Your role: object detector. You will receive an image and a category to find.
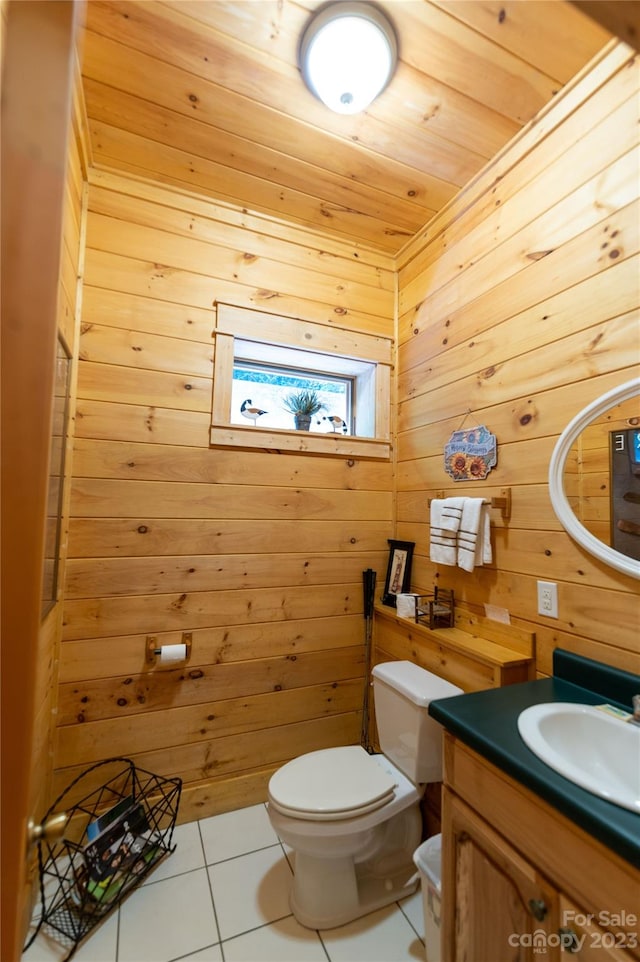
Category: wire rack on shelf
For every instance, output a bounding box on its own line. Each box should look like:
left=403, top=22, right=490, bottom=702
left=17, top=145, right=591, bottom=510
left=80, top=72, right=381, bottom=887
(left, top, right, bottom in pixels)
left=24, top=757, right=182, bottom=962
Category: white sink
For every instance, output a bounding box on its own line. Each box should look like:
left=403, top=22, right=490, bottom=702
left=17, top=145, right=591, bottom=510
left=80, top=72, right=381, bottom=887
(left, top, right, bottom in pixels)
left=517, top=703, right=640, bottom=814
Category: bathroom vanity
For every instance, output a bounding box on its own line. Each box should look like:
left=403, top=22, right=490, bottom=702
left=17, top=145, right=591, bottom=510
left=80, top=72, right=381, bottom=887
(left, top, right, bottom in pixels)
left=430, top=651, right=640, bottom=961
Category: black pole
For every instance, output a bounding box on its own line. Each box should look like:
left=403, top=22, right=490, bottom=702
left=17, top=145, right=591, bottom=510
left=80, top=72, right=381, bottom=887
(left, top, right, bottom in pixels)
left=363, top=567, right=376, bottom=621
left=361, top=569, right=376, bottom=751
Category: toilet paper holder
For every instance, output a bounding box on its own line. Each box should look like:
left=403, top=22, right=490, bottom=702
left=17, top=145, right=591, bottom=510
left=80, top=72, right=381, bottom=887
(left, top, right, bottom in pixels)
left=146, top=632, right=192, bottom=664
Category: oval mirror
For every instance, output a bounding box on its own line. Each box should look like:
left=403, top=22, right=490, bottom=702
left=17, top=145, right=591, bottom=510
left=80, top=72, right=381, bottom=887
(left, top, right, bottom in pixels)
left=549, top=378, right=640, bottom=580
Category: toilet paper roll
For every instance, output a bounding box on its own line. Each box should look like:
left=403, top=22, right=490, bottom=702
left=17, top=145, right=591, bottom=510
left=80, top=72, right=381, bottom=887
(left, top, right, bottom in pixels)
left=158, top=643, right=187, bottom=665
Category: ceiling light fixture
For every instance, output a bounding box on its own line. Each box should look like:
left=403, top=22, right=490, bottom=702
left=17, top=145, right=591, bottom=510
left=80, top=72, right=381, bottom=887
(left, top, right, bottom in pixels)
left=299, top=2, right=398, bottom=115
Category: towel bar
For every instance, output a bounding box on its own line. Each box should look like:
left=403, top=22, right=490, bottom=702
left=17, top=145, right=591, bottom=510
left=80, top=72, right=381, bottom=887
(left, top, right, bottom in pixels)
left=428, top=487, right=511, bottom=521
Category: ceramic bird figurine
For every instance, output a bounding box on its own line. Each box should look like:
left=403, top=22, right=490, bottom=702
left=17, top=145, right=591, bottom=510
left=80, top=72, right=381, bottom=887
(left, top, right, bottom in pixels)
left=319, top=415, right=348, bottom=434
left=240, top=399, right=268, bottom=425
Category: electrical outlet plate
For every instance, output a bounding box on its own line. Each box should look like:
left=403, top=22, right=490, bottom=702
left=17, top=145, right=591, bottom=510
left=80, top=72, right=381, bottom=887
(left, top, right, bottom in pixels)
left=537, top=581, right=558, bottom=618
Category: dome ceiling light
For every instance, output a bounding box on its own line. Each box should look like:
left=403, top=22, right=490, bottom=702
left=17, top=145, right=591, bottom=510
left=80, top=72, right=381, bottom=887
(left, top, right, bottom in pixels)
left=299, top=2, right=398, bottom=115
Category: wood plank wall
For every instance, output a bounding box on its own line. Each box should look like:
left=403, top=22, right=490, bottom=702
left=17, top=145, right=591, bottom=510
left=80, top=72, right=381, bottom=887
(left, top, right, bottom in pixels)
left=56, top=174, right=395, bottom=819
left=395, top=41, right=640, bottom=680
left=50, top=39, right=639, bottom=824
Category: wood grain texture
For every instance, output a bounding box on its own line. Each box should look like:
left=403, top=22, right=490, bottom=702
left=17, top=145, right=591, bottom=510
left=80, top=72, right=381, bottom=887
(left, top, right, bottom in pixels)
left=442, top=737, right=640, bottom=960
left=40, top=14, right=638, bottom=831
left=57, top=168, right=395, bottom=818
left=395, top=43, right=640, bottom=676
left=1, top=8, right=85, bottom=957
left=80, top=0, right=611, bottom=254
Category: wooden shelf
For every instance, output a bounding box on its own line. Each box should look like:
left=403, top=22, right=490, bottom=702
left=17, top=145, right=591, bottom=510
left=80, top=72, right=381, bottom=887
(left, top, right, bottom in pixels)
left=373, top=602, right=534, bottom=691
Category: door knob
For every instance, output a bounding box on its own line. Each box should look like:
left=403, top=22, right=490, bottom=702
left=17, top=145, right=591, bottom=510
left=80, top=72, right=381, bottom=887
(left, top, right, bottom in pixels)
left=27, top=812, right=68, bottom=850
left=528, top=898, right=548, bottom=921
left=558, top=928, right=581, bottom=953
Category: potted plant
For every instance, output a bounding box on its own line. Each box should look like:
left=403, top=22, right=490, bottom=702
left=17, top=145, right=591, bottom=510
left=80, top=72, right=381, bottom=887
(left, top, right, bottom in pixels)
left=282, top=389, right=324, bottom=431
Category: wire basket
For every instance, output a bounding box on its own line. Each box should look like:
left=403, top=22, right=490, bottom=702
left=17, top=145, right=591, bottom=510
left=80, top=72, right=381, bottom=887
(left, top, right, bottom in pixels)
left=24, top=757, right=182, bottom=961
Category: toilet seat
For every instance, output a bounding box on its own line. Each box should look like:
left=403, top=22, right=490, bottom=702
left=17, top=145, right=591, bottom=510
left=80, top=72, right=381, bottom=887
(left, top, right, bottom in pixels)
left=268, top=746, right=397, bottom=821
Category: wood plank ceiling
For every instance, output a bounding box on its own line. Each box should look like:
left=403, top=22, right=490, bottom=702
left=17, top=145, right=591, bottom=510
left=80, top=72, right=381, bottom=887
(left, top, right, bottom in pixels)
left=81, top=0, right=612, bottom=255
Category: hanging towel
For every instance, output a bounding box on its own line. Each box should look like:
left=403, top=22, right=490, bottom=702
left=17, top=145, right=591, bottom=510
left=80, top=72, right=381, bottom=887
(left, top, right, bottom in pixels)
left=481, top=502, right=492, bottom=565
left=429, top=499, right=457, bottom=566
left=439, top=497, right=465, bottom=533
left=457, top=498, right=492, bottom=572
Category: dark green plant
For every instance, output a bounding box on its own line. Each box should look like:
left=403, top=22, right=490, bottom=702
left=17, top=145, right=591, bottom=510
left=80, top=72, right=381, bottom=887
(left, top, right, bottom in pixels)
left=282, top=390, right=325, bottom=416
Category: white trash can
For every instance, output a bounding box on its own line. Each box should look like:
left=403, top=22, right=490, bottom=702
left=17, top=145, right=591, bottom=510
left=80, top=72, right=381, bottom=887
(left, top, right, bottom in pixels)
left=413, top=833, right=442, bottom=962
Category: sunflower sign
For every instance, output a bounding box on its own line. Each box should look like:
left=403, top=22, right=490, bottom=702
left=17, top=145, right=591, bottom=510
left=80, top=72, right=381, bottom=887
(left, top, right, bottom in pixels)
left=444, top=425, right=497, bottom=481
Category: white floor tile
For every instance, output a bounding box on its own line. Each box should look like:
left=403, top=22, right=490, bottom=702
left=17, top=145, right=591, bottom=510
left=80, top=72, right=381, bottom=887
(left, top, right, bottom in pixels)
left=118, top=868, right=218, bottom=962
left=199, top=803, right=279, bottom=864
left=22, top=908, right=118, bottom=962
left=21, top=931, right=67, bottom=962
left=29, top=855, right=72, bottom=923
left=399, top=888, right=425, bottom=941
left=208, top=846, right=292, bottom=941
left=144, top=819, right=205, bottom=884
left=319, top=903, right=424, bottom=962
left=176, top=944, right=224, bottom=962
left=223, top=915, right=328, bottom=962
left=24, top=809, right=430, bottom=962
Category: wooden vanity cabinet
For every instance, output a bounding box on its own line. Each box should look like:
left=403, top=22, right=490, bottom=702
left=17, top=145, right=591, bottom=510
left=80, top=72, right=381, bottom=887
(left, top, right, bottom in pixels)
left=441, top=734, right=640, bottom=962
left=444, top=791, right=561, bottom=959
left=559, top=897, right=638, bottom=961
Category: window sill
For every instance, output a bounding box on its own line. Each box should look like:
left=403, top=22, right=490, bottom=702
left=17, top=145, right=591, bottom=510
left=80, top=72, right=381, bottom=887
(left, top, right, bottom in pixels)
left=210, top=423, right=391, bottom=459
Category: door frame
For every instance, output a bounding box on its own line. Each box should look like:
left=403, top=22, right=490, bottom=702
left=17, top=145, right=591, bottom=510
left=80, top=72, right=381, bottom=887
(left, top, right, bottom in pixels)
left=1, top=3, right=79, bottom=959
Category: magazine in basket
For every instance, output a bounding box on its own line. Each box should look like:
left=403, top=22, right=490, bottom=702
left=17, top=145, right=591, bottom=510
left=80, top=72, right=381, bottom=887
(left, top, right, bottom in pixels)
left=80, top=797, right=160, bottom=904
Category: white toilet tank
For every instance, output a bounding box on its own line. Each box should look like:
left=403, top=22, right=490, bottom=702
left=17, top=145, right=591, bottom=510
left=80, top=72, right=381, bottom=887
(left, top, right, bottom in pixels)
left=372, top=661, right=462, bottom=785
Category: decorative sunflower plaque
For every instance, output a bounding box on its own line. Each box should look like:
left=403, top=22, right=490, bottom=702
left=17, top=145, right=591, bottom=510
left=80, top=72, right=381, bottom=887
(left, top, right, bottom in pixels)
left=444, top=425, right=497, bottom=481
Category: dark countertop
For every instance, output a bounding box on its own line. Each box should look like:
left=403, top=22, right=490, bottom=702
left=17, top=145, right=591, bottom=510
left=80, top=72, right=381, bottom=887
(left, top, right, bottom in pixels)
left=428, top=649, right=640, bottom=868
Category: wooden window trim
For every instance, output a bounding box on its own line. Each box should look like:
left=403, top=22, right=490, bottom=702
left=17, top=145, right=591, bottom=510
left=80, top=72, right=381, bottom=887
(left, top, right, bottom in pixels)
left=210, top=304, right=392, bottom=460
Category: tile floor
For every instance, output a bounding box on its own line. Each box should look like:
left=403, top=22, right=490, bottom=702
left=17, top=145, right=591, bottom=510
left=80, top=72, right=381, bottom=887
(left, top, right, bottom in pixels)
left=23, top=802, right=427, bottom=962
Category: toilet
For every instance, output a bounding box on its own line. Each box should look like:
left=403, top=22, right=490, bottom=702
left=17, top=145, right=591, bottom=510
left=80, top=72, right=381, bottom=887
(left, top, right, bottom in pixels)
left=267, top=660, right=462, bottom=929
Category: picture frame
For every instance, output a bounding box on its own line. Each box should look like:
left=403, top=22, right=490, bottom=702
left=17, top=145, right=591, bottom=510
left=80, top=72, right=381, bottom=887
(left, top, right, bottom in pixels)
left=382, top=540, right=415, bottom=607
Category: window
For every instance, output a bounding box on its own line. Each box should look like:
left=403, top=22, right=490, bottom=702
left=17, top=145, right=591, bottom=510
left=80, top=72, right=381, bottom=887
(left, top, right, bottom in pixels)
left=233, top=360, right=352, bottom=433
left=211, top=304, right=391, bottom=458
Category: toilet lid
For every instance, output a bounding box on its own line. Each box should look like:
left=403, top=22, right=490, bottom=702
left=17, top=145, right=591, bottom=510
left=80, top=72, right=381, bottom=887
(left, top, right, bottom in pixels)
left=268, top=746, right=397, bottom=820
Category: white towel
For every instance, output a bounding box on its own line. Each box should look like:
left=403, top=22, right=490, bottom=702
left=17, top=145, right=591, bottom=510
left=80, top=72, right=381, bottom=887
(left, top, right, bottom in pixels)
left=429, top=499, right=457, bottom=566
left=439, top=497, right=465, bottom=533
left=457, top=498, right=492, bottom=572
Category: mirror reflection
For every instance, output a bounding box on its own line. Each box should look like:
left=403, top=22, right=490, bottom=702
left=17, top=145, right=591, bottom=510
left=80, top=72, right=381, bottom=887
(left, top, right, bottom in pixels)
left=565, top=397, right=640, bottom=561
